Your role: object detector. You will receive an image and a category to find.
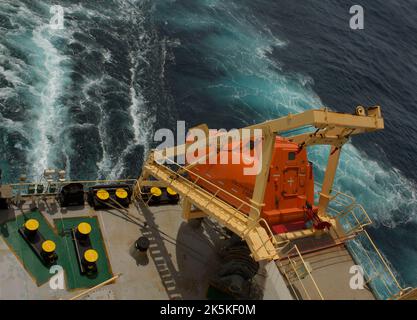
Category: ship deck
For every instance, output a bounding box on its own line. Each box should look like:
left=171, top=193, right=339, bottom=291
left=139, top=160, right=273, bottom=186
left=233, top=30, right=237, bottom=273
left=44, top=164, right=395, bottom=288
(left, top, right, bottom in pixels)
left=278, top=244, right=375, bottom=300
left=0, top=196, right=289, bottom=299
left=0, top=198, right=213, bottom=299
left=0, top=194, right=377, bottom=300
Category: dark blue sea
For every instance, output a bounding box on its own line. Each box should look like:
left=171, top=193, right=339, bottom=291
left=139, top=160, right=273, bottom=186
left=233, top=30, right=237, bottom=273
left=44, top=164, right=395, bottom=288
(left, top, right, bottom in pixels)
left=0, top=0, right=416, bottom=296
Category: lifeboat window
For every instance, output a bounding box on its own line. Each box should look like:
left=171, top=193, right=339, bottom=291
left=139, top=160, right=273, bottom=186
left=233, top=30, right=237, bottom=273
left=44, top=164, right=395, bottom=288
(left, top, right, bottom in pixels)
left=288, top=152, right=296, bottom=160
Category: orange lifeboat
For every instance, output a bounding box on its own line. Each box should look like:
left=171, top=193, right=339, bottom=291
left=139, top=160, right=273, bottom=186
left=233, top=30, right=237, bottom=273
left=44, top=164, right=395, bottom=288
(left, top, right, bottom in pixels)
left=185, top=133, right=317, bottom=231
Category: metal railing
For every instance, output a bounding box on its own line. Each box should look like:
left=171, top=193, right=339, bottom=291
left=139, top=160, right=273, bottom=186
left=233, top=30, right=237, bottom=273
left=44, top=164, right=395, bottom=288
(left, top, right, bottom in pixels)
left=7, top=179, right=137, bottom=198
left=256, top=218, right=278, bottom=247
left=315, top=182, right=403, bottom=300
left=139, top=151, right=278, bottom=250
left=148, top=151, right=260, bottom=219
left=276, top=243, right=324, bottom=300
left=315, top=182, right=372, bottom=235
left=346, top=231, right=403, bottom=300
left=155, top=151, right=260, bottom=212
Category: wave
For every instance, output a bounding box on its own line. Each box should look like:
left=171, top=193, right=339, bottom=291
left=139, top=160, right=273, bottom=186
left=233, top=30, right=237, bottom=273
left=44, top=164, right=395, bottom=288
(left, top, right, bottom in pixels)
left=0, top=1, right=72, bottom=181
left=0, top=0, right=161, bottom=181
left=29, top=24, right=71, bottom=179
left=65, top=0, right=158, bottom=180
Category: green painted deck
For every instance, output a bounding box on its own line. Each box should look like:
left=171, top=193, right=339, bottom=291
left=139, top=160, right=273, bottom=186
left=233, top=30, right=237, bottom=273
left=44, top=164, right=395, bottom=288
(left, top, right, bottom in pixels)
left=54, top=216, right=113, bottom=289
left=0, top=210, right=113, bottom=289
left=0, top=210, right=56, bottom=286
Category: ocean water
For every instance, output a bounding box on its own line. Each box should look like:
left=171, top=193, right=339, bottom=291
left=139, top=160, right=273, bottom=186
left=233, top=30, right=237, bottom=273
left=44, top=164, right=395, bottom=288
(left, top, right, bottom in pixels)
left=0, top=0, right=416, bottom=295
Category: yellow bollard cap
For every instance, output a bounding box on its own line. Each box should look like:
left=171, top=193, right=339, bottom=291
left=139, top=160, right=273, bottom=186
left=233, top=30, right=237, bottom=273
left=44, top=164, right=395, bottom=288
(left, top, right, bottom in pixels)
left=96, top=189, right=110, bottom=200
left=77, top=222, right=92, bottom=235
left=166, top=187, right=177, bottom=196
left=84, top=249, right=99, bottom=263
left=150, top=187, right=162, bottom=197
left=42, top=240, right=56, bottom=253
left=115, top=188, right=128, bottom=199
left=25, top=219, right=39, bottom=232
